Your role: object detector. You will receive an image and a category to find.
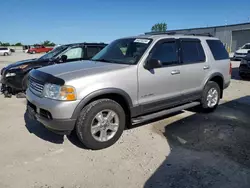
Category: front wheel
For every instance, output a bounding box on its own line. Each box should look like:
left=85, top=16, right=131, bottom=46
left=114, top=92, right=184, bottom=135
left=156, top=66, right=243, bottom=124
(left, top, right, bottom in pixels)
left=4, top=52, right=8, bottom=56
left=75, top=99, right=125, bottom=150
left=199, top=81, right=221, bottom=113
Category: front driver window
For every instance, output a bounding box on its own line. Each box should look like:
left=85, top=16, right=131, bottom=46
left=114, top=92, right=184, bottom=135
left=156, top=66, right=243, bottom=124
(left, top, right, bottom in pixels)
left=63, top=47, right=83, bottom=60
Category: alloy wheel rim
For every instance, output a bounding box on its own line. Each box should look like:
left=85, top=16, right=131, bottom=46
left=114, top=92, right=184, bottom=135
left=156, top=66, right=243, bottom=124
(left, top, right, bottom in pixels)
left=91, top=110, right=119, bottom=142
left=206, top=88, right=218, bottom=108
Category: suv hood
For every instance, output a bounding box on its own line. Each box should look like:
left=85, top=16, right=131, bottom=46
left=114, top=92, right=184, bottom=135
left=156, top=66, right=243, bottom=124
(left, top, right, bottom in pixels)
left=39, top=60, right=130, bottom=79
left=236, top=49, right=249, bottom=54
left=5, top=58, right=37, bottom=69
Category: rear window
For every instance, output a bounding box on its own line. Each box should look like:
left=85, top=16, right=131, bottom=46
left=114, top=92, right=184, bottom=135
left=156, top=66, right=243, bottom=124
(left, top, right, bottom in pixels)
left=206, top=40, right=229, bottom=60
left=181, top=40, right=206, bottom=63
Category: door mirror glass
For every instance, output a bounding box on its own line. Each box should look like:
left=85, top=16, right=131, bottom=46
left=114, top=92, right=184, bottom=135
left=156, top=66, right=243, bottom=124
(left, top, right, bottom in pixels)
left=144, top=58, right=162, bottom=69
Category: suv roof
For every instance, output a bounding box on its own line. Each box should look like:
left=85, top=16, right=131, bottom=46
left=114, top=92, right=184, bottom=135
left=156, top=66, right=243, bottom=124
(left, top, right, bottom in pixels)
left=130, top=32, right=218, bottom=41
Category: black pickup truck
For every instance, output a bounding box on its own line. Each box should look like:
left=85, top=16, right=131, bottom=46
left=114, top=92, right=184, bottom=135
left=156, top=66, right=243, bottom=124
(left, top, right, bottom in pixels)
left=1, top=42, right=107, bottom=97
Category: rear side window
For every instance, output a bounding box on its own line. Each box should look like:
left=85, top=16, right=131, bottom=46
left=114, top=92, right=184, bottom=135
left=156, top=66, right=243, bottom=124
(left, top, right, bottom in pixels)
left=0, top=48, right=7, bottom=50
left=206, top=40, right=229, bottom=60
left=181, top=40, right=206, bottom=63
left=87, top=46, right=102, bottom=58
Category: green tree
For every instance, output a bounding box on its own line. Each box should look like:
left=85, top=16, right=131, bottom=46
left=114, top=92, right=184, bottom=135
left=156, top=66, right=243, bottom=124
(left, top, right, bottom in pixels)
left=1, top=42, right=10, bottom=46
left=41, top=40, right=55, bottom=46
left=151, top=22, right=167, bottom=32
left=14, top=42, right=22, bottom=46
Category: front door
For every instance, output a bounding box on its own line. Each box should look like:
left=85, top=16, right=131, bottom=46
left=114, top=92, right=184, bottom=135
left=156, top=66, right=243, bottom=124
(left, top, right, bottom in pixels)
left=138, top=39, right=182, bottom=114
left=60, top=47, right=84, bottom=63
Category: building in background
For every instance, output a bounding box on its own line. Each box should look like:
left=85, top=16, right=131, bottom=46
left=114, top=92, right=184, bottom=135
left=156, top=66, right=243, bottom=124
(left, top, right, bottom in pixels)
left=146, top=22, right=250, bottom=53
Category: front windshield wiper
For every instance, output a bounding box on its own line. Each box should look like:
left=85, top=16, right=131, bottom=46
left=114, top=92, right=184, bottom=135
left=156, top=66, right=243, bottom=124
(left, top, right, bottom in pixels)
left=91, top=58, right=119, bottom=64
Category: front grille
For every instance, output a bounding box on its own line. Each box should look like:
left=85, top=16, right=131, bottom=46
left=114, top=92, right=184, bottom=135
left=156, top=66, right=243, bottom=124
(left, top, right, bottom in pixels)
left=29, top=76, right=44, bottom=96
left=235, top=53, right=246, bottom=56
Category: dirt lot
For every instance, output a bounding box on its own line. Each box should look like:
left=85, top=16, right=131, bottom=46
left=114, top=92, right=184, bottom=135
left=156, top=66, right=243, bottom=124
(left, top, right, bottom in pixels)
left=0, top=52, right=250, bottom=188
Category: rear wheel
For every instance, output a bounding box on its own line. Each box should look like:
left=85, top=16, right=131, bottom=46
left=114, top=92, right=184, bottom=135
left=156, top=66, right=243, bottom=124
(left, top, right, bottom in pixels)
left=199, top=81, right=220, bottom=113
left=75, top=99, right=125, bottom=150
left=4, top=52, right=8, bottom=56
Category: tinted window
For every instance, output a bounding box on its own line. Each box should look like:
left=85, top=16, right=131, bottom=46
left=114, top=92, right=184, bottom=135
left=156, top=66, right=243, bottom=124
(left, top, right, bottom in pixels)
left=87, top=46, right=101, bottom=58
left=0, top=48, right=7, bottom=50
left=181, top=40, right=205, bottom=63
left=151, top=42, right=178, bottom=65
left=206, top=40, right=229, bottom=60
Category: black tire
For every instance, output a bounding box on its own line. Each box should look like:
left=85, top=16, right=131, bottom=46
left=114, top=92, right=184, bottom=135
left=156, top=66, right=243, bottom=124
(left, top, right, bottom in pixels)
left=22, top=74, right=29, bottom=91
left=4, top=52, right=8, bottom=56
left=75, top=99, right=125, bottom=150
left=199, top=81, right=221, bottom=113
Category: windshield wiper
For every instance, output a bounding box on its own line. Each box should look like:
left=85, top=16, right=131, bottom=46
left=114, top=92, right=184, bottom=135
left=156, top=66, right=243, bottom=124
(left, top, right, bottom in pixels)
left=91, top=58, right=118, bottom=64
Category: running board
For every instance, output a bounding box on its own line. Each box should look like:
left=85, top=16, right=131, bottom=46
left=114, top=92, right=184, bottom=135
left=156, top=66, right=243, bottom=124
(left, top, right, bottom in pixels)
left=132, top=102, right=200, bottom=124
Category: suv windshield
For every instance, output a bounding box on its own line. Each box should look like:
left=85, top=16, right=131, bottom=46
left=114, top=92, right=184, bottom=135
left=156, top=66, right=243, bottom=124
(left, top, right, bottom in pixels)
left=92, top=38, right=152, bottom=64
left=39, top=46, right=68, bottom=60
left=242, top=44, right=250, bottom=49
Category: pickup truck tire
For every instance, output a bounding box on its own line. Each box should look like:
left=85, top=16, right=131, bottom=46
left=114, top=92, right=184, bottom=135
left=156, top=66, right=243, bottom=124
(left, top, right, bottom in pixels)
left=75, top=99, right=125, bottom=150
left=200, top=81, right=220, bottom=113
left=32, top=51, right=36, bottom=54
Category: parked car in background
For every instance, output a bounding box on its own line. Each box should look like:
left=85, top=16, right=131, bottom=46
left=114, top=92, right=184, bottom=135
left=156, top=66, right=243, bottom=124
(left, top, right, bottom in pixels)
left=239, top=50, right=250, bottom=79
left=0, top=47, right=11, bottom=56
left=23, top=45, right=31, bottom=53
left=27, top=45, right=53, bottom=54
left=1, top=42, right=107, bottom=97
left=233, top=43, right=250, bottom=60
left=26, top=34, right=231, bottom=150
left=10, top=48, right=15, bottom=53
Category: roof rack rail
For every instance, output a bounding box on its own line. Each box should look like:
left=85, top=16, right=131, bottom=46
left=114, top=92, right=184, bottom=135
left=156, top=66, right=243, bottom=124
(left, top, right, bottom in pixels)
left=144, top=31, right=177, bottom=35
left=184, top=33, right=214, bottom=37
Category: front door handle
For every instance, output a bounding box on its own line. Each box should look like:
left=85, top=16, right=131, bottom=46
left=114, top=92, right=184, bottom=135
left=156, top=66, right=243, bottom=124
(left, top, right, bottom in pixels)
left=171, top=70, right=180, bottom=75
left=203, top=65, right=210, bottom=70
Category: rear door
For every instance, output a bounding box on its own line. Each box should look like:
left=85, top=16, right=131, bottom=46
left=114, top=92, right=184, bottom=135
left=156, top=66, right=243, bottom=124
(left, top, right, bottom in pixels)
left=179, top=38, right=209, bottom=101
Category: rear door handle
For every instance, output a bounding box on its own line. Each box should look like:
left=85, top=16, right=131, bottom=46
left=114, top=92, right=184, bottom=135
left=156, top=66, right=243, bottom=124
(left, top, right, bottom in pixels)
left=171, top=70, right=180, bottom=75
left=203, top=65, right=210, bottom=70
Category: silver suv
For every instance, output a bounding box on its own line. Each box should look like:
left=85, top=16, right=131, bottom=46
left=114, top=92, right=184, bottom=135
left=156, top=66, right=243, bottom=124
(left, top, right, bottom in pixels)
left=26, top=33, right=231, bottom=150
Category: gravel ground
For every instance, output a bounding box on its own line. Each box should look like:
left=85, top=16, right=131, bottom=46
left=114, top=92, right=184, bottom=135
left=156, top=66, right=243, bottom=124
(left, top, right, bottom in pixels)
left=0, top=53, right=250, bottom=188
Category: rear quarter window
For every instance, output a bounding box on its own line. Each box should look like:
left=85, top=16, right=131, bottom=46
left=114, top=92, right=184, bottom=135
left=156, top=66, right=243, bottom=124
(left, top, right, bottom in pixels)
left=206, top=40, right=229, bottom=60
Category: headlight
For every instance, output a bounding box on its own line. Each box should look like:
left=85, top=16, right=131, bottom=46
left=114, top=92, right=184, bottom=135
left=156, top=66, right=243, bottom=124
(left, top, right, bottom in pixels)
left=18, top=65, right=29, bottom=69
left=43, top=84, right=76, bottom=101
left=241, top=59, right=247, bottom=65
left=5, top=73, right=16, bottom=77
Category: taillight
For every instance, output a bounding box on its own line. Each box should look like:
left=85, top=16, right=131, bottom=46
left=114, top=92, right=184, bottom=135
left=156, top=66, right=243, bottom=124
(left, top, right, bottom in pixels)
left=229, top=62, right=232, bottom=75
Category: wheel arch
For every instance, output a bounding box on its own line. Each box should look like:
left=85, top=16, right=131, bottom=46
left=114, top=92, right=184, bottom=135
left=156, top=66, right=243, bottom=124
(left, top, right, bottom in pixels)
left=71, top=88, right=133, bottom=122
left=205, top=72, right=224, bottom=98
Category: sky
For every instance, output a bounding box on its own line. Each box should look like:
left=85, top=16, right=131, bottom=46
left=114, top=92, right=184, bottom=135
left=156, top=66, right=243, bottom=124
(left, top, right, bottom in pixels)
left=1, top=0, right=250, bottom=45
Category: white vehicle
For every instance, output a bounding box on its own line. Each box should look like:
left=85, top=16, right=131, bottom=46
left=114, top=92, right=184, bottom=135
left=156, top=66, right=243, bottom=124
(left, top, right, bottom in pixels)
left=233, top=43, right=250, bottom=60
left=0, top=47, right=11, bottom=56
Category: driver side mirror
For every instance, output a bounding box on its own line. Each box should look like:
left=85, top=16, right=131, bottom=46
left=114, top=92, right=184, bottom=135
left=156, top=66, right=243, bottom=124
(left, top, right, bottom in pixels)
left=144, top=58, right=162, bottom=70
left=60, top=55, right=68, bottom=62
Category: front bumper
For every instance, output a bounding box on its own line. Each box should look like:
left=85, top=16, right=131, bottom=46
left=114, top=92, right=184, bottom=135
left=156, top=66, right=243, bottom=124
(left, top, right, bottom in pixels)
left=26, top=89, right=80, bottom=134
left=1, top=74, right=24, bottom=90
left=233, top=54, right=247, bottom=60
